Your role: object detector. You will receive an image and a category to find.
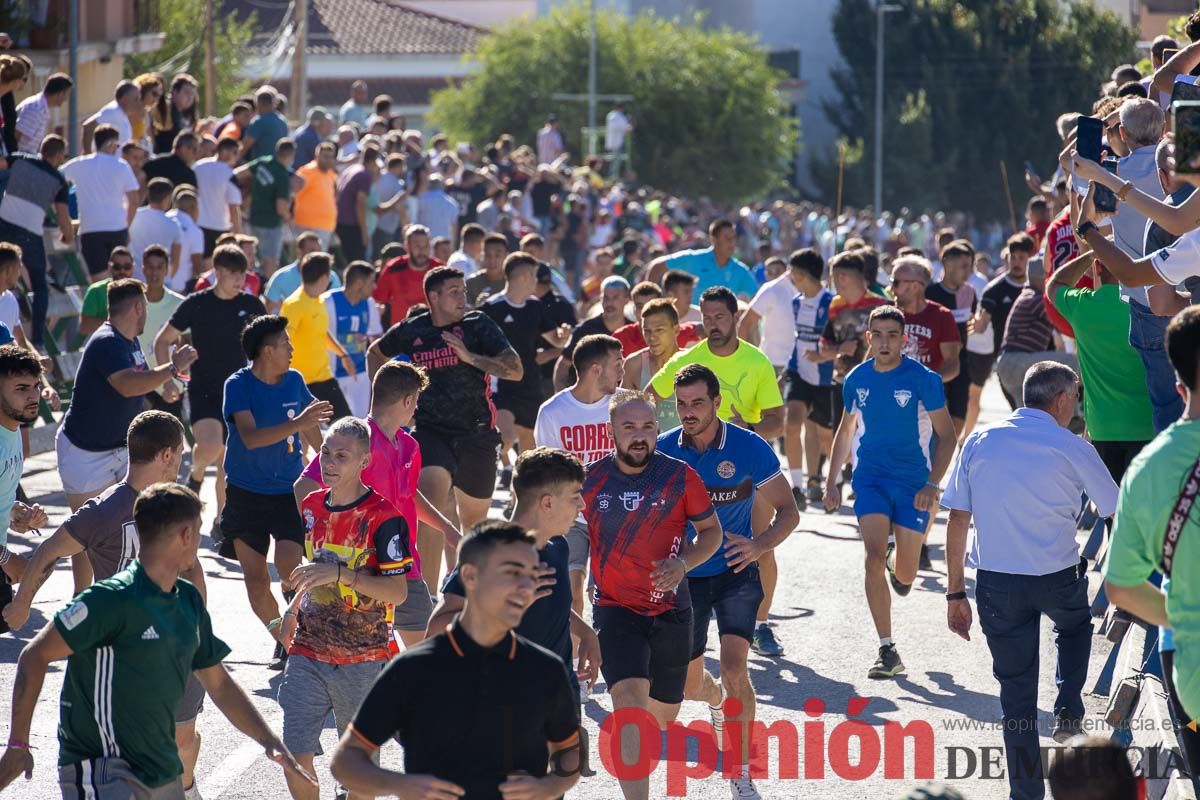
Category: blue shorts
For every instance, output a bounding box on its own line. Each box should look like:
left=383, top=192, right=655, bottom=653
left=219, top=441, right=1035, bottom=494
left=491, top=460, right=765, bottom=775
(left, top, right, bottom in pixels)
left=688, top=564, right=764, bottom=660
left=852, top=474, right=929, bottom=532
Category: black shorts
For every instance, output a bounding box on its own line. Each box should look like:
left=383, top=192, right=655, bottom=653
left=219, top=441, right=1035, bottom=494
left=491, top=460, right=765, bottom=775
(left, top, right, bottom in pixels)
left=79, top=230, right=128, bottom=277
left=784, top=371, right=834, bottom=429
left=493, top=391, right=541, bottom=429
left=689, top=565, right=764, bottom=661
left=594, top=605, right=693, bottom=704
left=201, top=227, right=225, bottom=258
left=145, top=391, right=185, bottom=424
left=220, top=484, right=305, bottom=557
left=413, top=426, right=501, bottom=500
left=307, top=378, right=352, bottom=421
left=966, top=351, right=995, bottom=387
left=944, top=366, right=970, bottom=420
left=188, top=381, right=227, bottom=429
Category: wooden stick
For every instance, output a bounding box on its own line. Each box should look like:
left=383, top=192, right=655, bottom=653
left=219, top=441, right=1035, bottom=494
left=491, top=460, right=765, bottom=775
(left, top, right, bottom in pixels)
left=835, top=141, right=846, bottom=223
left=999, top=160, right=1018, bottom=234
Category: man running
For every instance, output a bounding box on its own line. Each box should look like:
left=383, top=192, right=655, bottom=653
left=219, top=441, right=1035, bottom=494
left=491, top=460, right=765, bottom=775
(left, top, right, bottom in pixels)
left=221, top=315, right=333, bottom=667
left=279, top=251, right=355, bottom=421
left=323, top=260, right=382, bottom=417
left=823, top=305, right=956, bottom=679
left=330, top=521, right=581, bottom=800
left=924, top=240, right=978, bottom=437
left=0, top=483, right=314, bottom=798
left=367, top=266, right=522, bottom=592
left=622, top=298, right=683, bottom=431
left=280, top=417, right=413, bottom=800
left=156, top=244, right=265, bottom=542
left=373, top=224, right=442, bottom=328
left=554, top=275, right=632, bottom=391
left=583, top=392, right=722, bottom=800
left=658, top=364, right=799, bottom=800
left=0, top=346, right=50, bottom=589
left=430, top=447, right=602, bottom=699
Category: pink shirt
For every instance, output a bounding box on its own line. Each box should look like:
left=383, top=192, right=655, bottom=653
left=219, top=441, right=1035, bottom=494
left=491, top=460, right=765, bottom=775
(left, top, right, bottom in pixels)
left=303, top=416, right=423, bottom=579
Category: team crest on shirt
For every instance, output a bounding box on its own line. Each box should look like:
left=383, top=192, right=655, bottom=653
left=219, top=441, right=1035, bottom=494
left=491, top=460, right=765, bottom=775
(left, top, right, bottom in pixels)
left=621, top=491, right=643, bottom=511
left=856, top=388, right=870, bottom=406
left=303, top=508, right=315, bottom=531
left=716, top=460, right=736, bottom=479
left=386, top=533, right=406, bottom=563
left=60, top=600, right=88, bottom=630
left=894, top=390, right=912, bottom=408
left=597, top=493, right=611, bottom=511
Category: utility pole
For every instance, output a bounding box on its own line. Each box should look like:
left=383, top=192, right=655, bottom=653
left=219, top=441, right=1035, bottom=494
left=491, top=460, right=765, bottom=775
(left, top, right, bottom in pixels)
left=204, top=0, right=215, bottom=117
left=873, top=2, right=900, bottom=217
left=587, top=0, right=597, bottom=138
left=291, top=0, right=308, bottom=118
left=67, top=0, right=78, bottom=156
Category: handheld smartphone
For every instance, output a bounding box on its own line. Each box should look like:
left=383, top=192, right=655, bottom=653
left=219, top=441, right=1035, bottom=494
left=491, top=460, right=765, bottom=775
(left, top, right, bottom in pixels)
left=1163, top=48, right=1180, bottom=63
left=1094, top=159, right=1119, bottom=213
left=1171, top=79, right=1200, bottom=105
left=1075, top=116, right=1103, bottom=164
left=1175, top=101, right=1200, bottom=174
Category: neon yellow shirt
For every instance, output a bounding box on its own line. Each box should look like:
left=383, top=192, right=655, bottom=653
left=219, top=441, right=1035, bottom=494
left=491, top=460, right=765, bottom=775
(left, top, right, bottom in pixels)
left=281, top=288, right=333, bottom=384
left=650, top=339, right=783, bottom=424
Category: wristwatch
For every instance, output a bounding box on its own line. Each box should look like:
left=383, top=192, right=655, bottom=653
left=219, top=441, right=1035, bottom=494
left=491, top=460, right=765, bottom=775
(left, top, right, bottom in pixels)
left=946, top=591, right=967, bottom=602
left=1075, top=220, right=1099, bottom=240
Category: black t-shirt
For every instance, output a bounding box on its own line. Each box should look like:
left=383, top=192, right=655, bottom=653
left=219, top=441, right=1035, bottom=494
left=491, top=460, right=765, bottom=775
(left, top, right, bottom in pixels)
left=349, top=623, right=579, bottom=799
left=562, top=314, right=628, bottom=361
left=376, top=310, right=513, bottom=436
left=537, top=291, right=578, bottom=386
left=167, top=289, right=265, bottom=390
left=143, top=153, right=198, bottom=192
left=980, top=275, right=1026, bottom=354
left=479, top=294, right=557, bottom=400
left=529, top=179, right=557, bottom=216
left=442, top=536, right=575, bottom=693
left=924, top=282, right=976, bottom=343
left=62, top=324, right=148, bottom=452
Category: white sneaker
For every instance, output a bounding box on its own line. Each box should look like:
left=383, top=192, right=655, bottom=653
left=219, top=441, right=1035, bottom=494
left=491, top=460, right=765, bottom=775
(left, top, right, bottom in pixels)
left=730, top=775, right=762, bottom=799
left=183, top=783, right=204, bottom=800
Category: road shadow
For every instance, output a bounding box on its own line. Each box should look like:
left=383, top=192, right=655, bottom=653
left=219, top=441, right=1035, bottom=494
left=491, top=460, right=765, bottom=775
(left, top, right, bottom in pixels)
left=0, top=607, right=51, bottom=658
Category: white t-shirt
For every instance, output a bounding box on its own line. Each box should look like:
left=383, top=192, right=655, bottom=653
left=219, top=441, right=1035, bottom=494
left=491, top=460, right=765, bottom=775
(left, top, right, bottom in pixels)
left=129, top=207, right=182, bottom=278
left=534, top=388, right=614, bottom=465
left=0, top=290, right=19, bottom=331
left=60, top=152, right=139, bottom=235
left=965, top=271, right=992, bottom=355
left=747, top=273, right=799, bottom=367
left=447, top=250, right=477, bottom=275
left=1149, top=225, right=1200, bottom=285
left=90, top=101, right=133, bottom=145
left=605, top=110, right=632, bottom=152
left=680, top=304, right=702, bottom=325
left=193, top=157, right=242, bottom=231
left=166, top=209, right=204, bottom=292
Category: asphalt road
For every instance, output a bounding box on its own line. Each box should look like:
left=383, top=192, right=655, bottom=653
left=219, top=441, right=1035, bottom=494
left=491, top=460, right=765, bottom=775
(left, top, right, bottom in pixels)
left=0, top=380, right=1121, bottom=799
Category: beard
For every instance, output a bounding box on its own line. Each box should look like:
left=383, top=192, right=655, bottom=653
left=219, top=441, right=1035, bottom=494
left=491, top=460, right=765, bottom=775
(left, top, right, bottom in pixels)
left=615, top=439, right=654, bottom=468
left=1, top=397, right=37, bottom=425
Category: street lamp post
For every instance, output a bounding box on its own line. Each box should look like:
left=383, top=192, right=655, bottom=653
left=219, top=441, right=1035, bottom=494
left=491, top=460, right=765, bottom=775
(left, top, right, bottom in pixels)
left=873, top=2, right=901, bottom=217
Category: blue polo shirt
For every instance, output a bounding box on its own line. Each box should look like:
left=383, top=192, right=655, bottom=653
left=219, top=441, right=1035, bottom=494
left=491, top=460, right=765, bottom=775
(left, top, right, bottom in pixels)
left=222, top=367, right=314, bottom=495
left=842, top=356, right=945, bottom=484
left=661, top=247, right=759, bottom=300
left=656, top=420, right=781, bottom=578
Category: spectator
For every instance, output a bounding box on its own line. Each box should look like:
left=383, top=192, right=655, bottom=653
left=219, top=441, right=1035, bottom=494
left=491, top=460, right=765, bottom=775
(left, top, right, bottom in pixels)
left=129, top=178, right=182, bottom=282
left=605, top=102, right=633, bottom=156
left=448, top=223, right=485, bottom=274
left=150, top=73, right=199, bottom=155
left=236, top=137, right=296, bottom=276
left=292, top=108, right=332, bottom=168
left=336, top=144, right=381, bottom=264
left=79, top=248, right=136, bottom=339
left=339, top=80, right=371, bottom=128
left=15, top=72, right=71, bottom=154
left=131, top=72, right=164, bottom=143
left=464, top=233, right=509, bottom=307
left=143, top=128, right=199, bottom=190
left=214, top=100, right=252, bottom=141
left=263, top=232, right=340, bottom=314
left=416, top=175, right=459, bottom=243
left=61, top=124, right=140, bottom=278
left=193, top=136, right=243, bottom=260
left=292, top=141, right=339, bottom=252
left=535, top=114, right=565, bottom=165
left=647, top=219, right=759, bottom=301
left=372, top=153, right=408, bottom=255
left=994, top=257, right=1077, bottom=409
left=239, top=86, right=288, bottom=163
left=81, top=80, right=140, bottom=151
left=166, top=188, right=204, bottom=294
left=0, top=54, right=30, bottom=159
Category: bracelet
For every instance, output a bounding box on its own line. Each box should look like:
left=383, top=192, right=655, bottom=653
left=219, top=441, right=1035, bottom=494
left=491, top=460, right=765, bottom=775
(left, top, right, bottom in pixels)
left=266, top=617, right=282, bottom=632
left=1117, top=180, right=1134, bottom=200
left=946, top=591, right=968, bottom=602
left=673, top=554, right=688, bottom=573
left=6, top=739, right=32, bottom=750
left=925, top=482, right=941, bottom=492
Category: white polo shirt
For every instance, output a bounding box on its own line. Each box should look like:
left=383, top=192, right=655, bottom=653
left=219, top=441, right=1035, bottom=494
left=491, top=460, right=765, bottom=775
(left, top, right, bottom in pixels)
left=90, top=101, right=134, bottom=145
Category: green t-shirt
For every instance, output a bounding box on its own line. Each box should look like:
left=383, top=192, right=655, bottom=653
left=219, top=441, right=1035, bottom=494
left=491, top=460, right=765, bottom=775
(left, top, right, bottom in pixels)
left=1105, top=419, right=1200, bottom=720
left=81, top=278, right=112, bottom=319
left=650, top=339, right=783, bottom=424
left=53, top=560, right=230, bottom=787
left=247, top=156, right=291, bottom=229
left=1053, top=284, right=1155, bottom=442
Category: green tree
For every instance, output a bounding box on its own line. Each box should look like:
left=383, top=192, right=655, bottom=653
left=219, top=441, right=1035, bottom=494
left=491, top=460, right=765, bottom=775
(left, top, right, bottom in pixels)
left=429, top=2, right=797, bottom=204
left=124, top=0, right=255, bottom=115
left=813, top=0, right=1137, bottom=223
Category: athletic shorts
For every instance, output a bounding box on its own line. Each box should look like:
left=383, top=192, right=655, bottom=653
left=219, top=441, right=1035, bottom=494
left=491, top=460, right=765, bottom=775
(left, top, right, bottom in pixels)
left=493, top=391, right=541, bottom=430
left=944, top=366, right=970, bottom=420
left=220, top=484, right=305, bottom=557
left=337, top=372, right=371, bottom=418
left=187, top=381, right=227, bottom=429
left=965, top=351, right=996, bottom=387
left=594, top=604, right=692, bottom=704
left=55, top=429, right=127, bottom=497
left=278, top=654, right=384, bottom=756
left=60, top=757, right=184, bottom=800
left=689, top=564, right=764, bottom=661
left=784, top=371, right=834, bottom=429
left=145, top=391, right=184, bottom=425
left=852, top=474, right=930, bottom=532
left=201, top=227, right=226, bottom=258
left=412, top=427, right=501, bottom=500
left=175, top=673, right=205, bottom=724
left=565, top=519, right=589, bottom=573
left=79, top=230, right=129, bottom=278
left=392, top=577, right=434, bottom=632
left=248, top=224, right=284, bottom=264
left=307, top=378, right=352, bottom=422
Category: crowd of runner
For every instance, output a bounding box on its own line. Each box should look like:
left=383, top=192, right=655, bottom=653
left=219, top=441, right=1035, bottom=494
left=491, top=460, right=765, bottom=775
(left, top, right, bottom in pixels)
left=0, top=32, right=1192, bottom=800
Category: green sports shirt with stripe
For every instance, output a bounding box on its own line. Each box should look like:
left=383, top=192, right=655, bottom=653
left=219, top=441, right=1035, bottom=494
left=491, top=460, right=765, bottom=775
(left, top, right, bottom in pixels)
left=52, top=560, right=230, bottom=788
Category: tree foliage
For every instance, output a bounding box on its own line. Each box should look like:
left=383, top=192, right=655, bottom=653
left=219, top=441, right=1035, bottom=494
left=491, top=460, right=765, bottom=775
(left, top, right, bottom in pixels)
left=429, top=2, right=797, bottom=204
left=125, top=0, right=255, bottom=115
left=812, top=0, right=1137, bottom=222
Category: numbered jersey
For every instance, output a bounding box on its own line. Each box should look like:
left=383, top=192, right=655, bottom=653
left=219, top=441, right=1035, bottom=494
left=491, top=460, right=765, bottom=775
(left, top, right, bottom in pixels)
left=60, top=482, right=140, bottom=581
left=324, top=289, right=382, bottom=378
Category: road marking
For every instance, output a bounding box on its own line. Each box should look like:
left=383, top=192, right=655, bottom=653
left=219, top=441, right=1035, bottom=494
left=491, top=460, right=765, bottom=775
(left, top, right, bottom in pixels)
left=200, top=738, right=264, bottom=798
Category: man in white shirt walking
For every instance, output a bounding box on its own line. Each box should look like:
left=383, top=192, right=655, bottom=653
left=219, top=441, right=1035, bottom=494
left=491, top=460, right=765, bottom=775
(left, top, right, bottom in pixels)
left=166, top=189, right=204, bottom=293
left=61, top=125, right=140, bottom=279
left=193, top=138, right=243, bottom=264
left=15, top=73, right=71, bottom=154
left=81, top=81, right=141, bottom=152
left=129, top=178, right=182, bottom=282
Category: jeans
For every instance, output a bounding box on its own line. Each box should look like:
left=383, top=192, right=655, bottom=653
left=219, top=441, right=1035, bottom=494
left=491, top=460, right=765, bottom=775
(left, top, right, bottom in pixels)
left=1128, top=301, right=1183, bottom=433
left=0, top=221, right=46, bottom=345
left=976, top=560, right=1092, bottom=800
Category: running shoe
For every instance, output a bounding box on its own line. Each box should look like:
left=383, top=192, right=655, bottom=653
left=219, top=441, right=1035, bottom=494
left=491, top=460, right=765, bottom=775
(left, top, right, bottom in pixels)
left=806, top=477, right=823, bottom=504
left=183, top=783, right=203, bottom=800
left=791, top=485, right=807, bottom=512
left=885, top=543, right=912, bottom=597
left=868, top=644, right=904, bottom=679
left=1052, top=714, right=1083, bottom=743
left=919, top=543, right=933, bottom=571
left=729, top=775, right=762, bottom=799
left=751, top=623, right=784, bottom=656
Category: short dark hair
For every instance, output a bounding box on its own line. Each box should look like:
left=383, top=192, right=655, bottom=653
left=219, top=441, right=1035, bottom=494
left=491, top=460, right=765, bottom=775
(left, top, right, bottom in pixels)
left=640, top=297, right=678, bottom=325
left=216, top=137, right=239, bottom=155
left=461, top=223, right=486, bottom=246
left=867, top=304, right=905, bottom=329
left=0, top=242, right=22, bottom=272
left=483, top=233, right=508, bottom=251
left=134, top=483, right=203, bottom=549
left=673, top=363, right=720, bottom=398
left=300, top=251, right=333, bottom=285
left=631, top=281, right=663, bottom=301
left=940, top=240, right=975, bottom=264
left=1168, top=306, right=1200, bottom=390
left=0, top=343, right=41, bottom=380
left=663, top=269, right=696, bottom=292
left=40, top=134, right=66, bottom=161
left=830, top=250, right=866, bottom=275
left=146, top=177, right=174, bottom=205
left=275, top=137, right=296, bottom=157
left=1116, top=80, right=1148, bottom=98
left=372, top=360, right=428, bottom=408
left=788, top=248, right=824, bottom=282
left=854, top=246, right=881, bottom=284
left=127, top=410, right=185, bottom=464
left=142, top=244, right=169, bottom=268
left=512, top=447, right=585, bottom=507
left=1048, top=737, right=1138, bottom=800
left=108, top=279, right=146, bottom=316
left=423, top=266, right=463, bottom=297
left=503, top=251, right=538, bottom=279
left=45, top=73, right=73, bottom=95
left=212, top=243, right=249, bottom=273
left=242, top=314, right=289, bottom=360
left=699, top=286, right=737, bottom=316
left=345, top=260, right=376, bottom=286
left=457, top=519, right=537, bottom=570
left=708, top=219, right=734, bottom=239
left=572, top=334, right=622, bottom=374
left=1006, top=232, right=1037, bottom=254
left=520, top=233, right=544, bottom=250
left=93, top=124, right=121, bottom=151
left=172, top=130, right=198, bottom=151
left=108, top=246, right=132, bottom=265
